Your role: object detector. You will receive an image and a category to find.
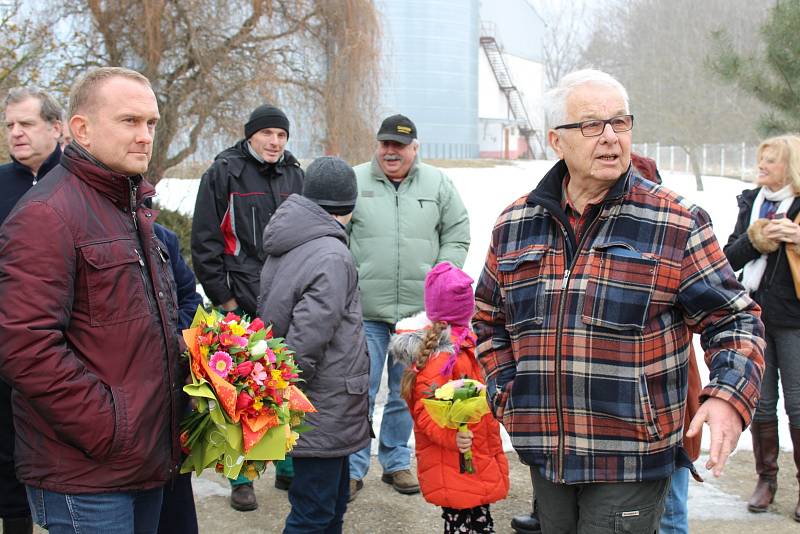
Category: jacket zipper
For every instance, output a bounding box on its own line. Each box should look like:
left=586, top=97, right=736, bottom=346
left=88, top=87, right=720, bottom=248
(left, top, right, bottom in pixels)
left=251, top=206, right=257, bottom=246
left=148, top=245, right=179, bottom=475
left=395, top=191, right=401, bottom=322
left=128, top=178, right=138, bottom=230
left=134, top=248, right=154, bottom=312
left=554, top=210, right=602, bottom=483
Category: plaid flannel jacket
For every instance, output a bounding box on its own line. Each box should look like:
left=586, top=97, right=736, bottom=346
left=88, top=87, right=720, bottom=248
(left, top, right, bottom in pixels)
left=474, top=160, right=765, bottom=484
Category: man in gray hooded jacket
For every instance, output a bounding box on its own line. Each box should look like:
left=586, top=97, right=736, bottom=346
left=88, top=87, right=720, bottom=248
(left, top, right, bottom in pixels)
left=258, top=156, right=370, bottom=533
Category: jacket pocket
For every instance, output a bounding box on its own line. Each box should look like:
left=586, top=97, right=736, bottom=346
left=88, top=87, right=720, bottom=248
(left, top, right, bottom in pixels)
left=231, top=192, right=271, bottom=259
left=497, top=245, right=548, bottom=330
left=613, top=501, right=662, bottom=533
left=637, top=373, right=663, bottom=441
left=107, top=385, right=131, bottom=459
left=581, top=243, right=657, bottom=332
left=586, top=373, right=657, bottom=442
left=80, top=239, right=151, bottom=326
left=345, top=373, right=369, bottom=395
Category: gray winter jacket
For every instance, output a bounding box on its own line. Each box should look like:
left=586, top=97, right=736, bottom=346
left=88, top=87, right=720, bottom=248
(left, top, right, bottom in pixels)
left=258, top=194, right=370, bottom=457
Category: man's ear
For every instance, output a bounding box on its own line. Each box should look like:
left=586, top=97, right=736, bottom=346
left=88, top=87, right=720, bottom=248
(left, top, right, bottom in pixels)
left=548, top=129, right=564, bottom=160
left=50, top=120, right=63, bottom=141
left=69, top=115, right=89, bottom=147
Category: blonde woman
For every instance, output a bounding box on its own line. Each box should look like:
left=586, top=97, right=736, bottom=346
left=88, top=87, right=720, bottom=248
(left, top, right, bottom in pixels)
left=724, top=134, right=800, bottom=521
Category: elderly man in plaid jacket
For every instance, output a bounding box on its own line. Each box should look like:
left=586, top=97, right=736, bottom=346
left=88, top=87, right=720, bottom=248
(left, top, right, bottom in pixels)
left=474, top=69, right=765, bottom=534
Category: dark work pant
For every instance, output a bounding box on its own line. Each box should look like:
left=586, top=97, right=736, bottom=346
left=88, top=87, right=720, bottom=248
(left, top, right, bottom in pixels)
left=531, top=467, right=670, bottom=534
left=157, top=472, right=198, bottom=534
left=283, top=456, right=349, bottom=534
left=0, top=380, right=29, bottom=519
left=753, top=326, right=800, bottom=426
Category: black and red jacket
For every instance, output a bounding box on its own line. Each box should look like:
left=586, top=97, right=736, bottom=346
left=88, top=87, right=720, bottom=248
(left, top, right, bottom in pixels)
left=191, top=139, right=303, bottom=315
left=0, top=145, right=182, bottom=493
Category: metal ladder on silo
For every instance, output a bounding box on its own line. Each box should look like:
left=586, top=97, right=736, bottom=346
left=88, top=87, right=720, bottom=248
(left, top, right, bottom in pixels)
left=479, top=26, right=544, bottom=158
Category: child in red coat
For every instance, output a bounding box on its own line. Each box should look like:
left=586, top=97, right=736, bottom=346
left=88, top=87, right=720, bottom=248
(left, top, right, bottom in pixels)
left=392, top=262, right=509, bottom=534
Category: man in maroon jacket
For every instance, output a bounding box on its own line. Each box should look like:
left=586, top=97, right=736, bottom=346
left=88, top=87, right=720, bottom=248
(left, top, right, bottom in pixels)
left=0, top=67, right=181, bottom=534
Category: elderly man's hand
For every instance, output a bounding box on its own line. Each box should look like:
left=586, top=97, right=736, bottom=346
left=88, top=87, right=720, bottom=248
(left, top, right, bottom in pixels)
left=686, top=397, right=743, bottom=477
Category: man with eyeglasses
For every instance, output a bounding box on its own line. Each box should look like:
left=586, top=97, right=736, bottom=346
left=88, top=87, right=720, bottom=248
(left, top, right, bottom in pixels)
left=474, top=69, right=765, bottom=533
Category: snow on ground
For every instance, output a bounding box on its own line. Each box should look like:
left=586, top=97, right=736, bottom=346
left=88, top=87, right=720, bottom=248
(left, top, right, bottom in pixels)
left=157, top=159, right=789, bottom=459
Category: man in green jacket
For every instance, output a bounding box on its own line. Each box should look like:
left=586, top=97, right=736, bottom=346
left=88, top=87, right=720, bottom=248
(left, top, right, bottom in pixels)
left=347, top=114, right=470, bottom=499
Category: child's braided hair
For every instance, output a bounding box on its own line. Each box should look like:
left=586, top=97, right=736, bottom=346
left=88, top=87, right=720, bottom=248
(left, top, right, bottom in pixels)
left=400, top=321, right=448, bottom=402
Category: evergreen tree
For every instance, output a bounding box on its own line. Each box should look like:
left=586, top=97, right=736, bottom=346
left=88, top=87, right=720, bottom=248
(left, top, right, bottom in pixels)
left=709, top=0, right=800, bottom=136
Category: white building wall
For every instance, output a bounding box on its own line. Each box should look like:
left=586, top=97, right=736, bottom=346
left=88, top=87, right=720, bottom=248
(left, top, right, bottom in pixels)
left=478, top=48, right=545, bottom=158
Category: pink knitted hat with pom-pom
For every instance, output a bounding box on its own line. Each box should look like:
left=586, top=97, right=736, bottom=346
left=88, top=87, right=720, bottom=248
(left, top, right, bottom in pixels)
left=424, top=262, right=475, bottom=327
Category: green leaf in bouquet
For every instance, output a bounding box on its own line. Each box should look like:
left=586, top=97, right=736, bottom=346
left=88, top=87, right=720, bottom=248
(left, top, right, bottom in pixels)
left=222, top=442, right=246, bottom=480
left=452, top=382, right=478, bottom=401
left=183, top=380, right=216, bottom=401
left=179, top=444, right=207, bottom=475
left=189, top=305, right=211, bottom=329
left=292, top=423, right=314, bottom=434
left=247, top=328, right=267, bottom=345
left=267, top=337, right=286, bottom=349
left=243, top=424, right=291, bottom=461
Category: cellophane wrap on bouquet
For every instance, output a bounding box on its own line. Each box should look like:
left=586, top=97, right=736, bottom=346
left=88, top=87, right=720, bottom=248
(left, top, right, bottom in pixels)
left=421, top=378, right=489, bottom=474
left=179, top=307, right=316, bottom=480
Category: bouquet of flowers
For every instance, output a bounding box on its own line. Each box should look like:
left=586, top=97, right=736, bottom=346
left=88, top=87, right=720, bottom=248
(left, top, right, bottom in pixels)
left=179, top=307, right=315, bottom=481
left=421, top=378, right=489, bottom=474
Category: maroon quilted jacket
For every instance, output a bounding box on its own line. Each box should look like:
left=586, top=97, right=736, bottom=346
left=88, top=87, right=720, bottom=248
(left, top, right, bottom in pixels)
left=0, top=145, right=182, bottom=493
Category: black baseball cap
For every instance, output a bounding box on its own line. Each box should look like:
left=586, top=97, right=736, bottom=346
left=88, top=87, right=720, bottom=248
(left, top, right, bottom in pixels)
left=376, top=114, right=417, bottom=145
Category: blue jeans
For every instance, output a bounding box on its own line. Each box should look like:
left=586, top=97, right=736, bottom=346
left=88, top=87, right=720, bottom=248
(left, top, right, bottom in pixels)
left=659, top=467, right=689, bottom=534
left=348, top=320, right=413, bottom=480
left=26, top=486, right=163, bottom=534
left=283, top=456, right=349, bottom=534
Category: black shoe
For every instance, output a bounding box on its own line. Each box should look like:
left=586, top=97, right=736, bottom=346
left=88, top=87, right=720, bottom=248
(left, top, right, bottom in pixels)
left=230, top=482, right=258, bottom=511
left=275, top=474, right=293, bottom=491
left=510, top=511, right=542, bottom=534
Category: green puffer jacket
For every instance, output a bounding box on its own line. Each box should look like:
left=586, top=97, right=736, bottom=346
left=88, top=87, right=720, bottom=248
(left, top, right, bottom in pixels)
left=349, top=156, right=470, bottom=324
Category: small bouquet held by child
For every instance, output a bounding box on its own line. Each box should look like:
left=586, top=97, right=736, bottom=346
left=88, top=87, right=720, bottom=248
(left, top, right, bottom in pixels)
left=422, top=378, right=490, bottom=473
left=179, top=306, right=316, bottom=481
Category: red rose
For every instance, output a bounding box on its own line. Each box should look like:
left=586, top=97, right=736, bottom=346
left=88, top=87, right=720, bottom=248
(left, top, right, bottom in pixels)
left=224, top=312, right=241, bottom=322
left=249, top=318, right=265, bottom=332
left=236, top=390, right=254, bottom=411
left=236, top=361, right=254, bottom=376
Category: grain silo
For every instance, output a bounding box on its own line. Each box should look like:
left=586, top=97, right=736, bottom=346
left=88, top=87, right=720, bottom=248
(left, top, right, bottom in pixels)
left=375, top=0, right=480, bottom=159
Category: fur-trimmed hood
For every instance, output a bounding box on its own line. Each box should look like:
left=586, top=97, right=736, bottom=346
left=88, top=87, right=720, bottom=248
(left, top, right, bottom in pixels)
left=388, top=313, right=454, bottom=370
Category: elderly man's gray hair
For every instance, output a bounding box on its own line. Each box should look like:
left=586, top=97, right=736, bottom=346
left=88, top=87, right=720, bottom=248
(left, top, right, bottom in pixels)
left=544, top=69, right=630, bottom=128
left=3, top=86, right=63, bottom=124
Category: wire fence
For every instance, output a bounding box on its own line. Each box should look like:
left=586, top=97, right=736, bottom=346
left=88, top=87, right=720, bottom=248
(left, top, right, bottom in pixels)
left=633, top=142, right=758, bottom=182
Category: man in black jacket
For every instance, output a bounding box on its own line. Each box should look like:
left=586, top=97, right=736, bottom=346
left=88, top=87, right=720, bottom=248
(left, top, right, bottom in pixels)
left=191, top=104, right=303, bottom=511
left=0, top=86, right=63, bottom=534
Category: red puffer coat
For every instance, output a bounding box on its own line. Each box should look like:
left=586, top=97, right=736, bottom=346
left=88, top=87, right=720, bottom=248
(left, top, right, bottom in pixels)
left=403, top=330, right=509, bottom=509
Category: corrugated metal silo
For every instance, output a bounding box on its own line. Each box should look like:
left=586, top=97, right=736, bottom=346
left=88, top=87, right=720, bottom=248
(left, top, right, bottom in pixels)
left=375, top=0, right=479, bottom=159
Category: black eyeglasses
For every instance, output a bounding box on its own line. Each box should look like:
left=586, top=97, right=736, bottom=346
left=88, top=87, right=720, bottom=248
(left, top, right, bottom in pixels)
left=554, top=114, right=634, bottom=137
